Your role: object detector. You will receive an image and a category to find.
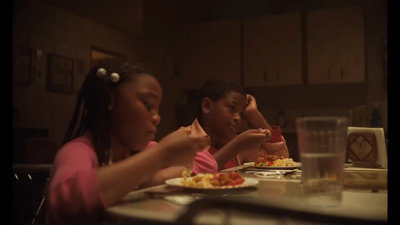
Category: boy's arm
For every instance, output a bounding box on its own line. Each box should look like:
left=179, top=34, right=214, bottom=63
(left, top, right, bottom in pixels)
left=212, top=129, right=271, bottom=170
left=240, top=129, right=289, bottom=163
left=241, top=95, right=289, bottom=162
left=210, top=141, right=244, bottom=170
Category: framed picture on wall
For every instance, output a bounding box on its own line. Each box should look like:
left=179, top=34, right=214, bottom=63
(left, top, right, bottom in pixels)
left=13, top=45, right=32, bottom=86
left=47, top=54, right=74, bottom=94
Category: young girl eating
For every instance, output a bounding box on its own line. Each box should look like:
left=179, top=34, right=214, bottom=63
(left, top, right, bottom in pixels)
left=46, top=58, right=209, bottom=225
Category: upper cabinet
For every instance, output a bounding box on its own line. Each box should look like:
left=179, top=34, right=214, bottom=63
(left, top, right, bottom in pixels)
left=181, top=6, right=366, bottom=89
left=307, top=6, right=366, bottom=84
left=243, top=12, right=303, bottom=87
left=181, top=19, right=241, bottom=90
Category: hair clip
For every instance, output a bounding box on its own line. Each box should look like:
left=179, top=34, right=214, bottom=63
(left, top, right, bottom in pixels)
left=110, top=73, right=120, bottom=83
left=97, top=68, right=107, bottom=77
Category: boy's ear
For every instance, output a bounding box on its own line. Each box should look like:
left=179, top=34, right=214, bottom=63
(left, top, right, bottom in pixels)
left=201, top=97, right=212, bottom=114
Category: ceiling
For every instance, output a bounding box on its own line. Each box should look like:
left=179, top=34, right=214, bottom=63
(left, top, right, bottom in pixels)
left=40, top=0, right=143, bottom=36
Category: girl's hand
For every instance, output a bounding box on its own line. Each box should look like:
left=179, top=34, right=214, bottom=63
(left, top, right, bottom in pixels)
left=157, top=128, right=210, bottom=167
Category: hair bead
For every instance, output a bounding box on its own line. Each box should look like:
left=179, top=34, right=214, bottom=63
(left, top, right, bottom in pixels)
left=97, top=68, right=107, bottom=77
left=110, top=73, right=120, bottom=83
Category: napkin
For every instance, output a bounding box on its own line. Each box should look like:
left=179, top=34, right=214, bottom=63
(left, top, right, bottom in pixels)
left=347, top=126, right=387, bottom=168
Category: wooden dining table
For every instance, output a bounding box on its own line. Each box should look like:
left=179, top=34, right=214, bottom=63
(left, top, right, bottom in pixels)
left=101, top=164, right=387, bottom=225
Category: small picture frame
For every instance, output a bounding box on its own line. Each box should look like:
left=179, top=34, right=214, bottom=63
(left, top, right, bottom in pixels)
left=13, top=45, right=32, bottom=86
left=47, top=54, right=74, bottom=94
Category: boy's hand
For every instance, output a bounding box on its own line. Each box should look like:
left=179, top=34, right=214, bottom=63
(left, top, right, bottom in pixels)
left=243, top=94, right=273, bottom=132
left=230, top=128, right=271, bottom=153
left=244, top=94, right=258, bottom=116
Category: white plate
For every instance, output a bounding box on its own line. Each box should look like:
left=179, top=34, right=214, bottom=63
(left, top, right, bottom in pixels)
left=254, top=169, right=300, bottom=176
left=243, top=162, right=301, bottom=170
left=165, top=177, right=259, bottom=189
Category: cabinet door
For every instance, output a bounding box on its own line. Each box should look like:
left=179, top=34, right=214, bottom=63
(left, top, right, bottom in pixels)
left=243, top=16, right=270, bottom=87
left=182, top=19, right=241, bottom=89
left=272, top=12, right=303, bottom=86
left=244, top=12, right=302, bottom=87
left=340, top=7, right=366, bottom=83
left=307, top=6, right=365, bottom=84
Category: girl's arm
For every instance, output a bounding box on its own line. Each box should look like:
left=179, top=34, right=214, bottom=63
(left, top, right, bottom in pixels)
left=140, top=150, right=218, bottom=188
left=48, top=142, right=168, bottom=224
left=96, top=144, right=168, bottom=205
left=139, top=166, right=186, bottom=189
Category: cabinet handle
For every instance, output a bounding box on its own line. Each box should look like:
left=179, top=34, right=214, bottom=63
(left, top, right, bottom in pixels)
left=276, top=70, right=279, bottom=81
left=264, top=71, right=267, bottom=82
left=341, top=67, right=344, bottom=79
left=327, top=68, right=330, bottom=80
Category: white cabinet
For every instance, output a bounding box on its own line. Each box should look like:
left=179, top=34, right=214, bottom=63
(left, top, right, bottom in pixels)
left=182, top=19, right=241, bottom=89
left=307, top=6, right=366, bottom=84
left=243, top=12, right=302, bottom=87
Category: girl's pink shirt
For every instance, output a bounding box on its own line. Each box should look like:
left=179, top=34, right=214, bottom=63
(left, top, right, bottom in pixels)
left=46, top=129, right=217, bottom=225
left=46, top=132, right=157, bottom=225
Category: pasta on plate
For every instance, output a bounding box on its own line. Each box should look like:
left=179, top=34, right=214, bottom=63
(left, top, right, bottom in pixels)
left=253, top=155, right=297, bottom=167
left=181, top=172, right=245, bottom=188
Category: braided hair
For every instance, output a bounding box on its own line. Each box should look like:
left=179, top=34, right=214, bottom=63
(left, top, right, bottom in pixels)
left=62, top=58, right=152, bottom=165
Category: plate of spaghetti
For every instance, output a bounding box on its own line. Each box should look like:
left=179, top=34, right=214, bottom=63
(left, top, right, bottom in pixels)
left=243, top=155, right=301, bottom=170
left=165, top=172, right=259, bottom=189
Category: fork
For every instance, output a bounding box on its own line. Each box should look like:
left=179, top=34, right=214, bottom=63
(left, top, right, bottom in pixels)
left=275, top=169, right=299, bottom=176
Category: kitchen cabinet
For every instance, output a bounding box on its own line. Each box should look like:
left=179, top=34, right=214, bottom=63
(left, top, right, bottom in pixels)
left=243, top=12, right=302, bottom=87
left=307, top=6, right=365, bottom=84
left=182, top=19, right=241, bottom=89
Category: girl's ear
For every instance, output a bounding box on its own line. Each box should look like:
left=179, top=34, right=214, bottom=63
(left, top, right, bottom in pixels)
left=201, top=97, right=212, bottom=114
